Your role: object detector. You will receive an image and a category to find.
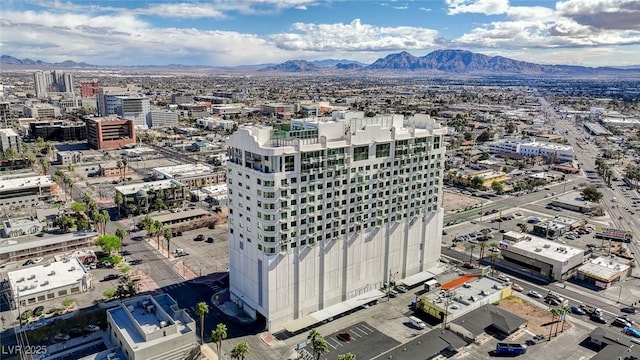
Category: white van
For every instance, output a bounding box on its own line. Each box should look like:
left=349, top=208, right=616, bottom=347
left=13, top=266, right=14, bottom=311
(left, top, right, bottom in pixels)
left=409, top=316, right=426, bottom=329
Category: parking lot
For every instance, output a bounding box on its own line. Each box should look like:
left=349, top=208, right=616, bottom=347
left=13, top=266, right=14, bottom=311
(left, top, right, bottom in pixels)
left=299, top=322, right=400, bottom=360
left=167, top=225, right=229, bottom=276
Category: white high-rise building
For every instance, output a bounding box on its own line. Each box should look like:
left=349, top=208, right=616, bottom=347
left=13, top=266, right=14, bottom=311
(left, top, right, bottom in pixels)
left=226, top=111, right=446, bottom=331
left=33, top=71, right=74, bottom=98
left=116, top=96, right=151, bottom=128
left=150, top=110, right=179, bottom=128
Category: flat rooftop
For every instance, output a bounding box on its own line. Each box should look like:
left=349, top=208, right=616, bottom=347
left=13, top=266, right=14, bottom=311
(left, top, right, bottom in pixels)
left=0, top=128, right=19, bottom=136
left=0, top=175, right=54, bottom=192
left=108, top=294, right=194, bottom=348
left=0, top=230, right=97, bottom=255
left=578, top=256, right=631, bottom=281
left=505, top=233, right=584, bottom=261
left=424, top=276, right=507, bottom=318
left=153, top=163, right=219, bottom=178
left=552, top=191, right=598, bottom=208
left=7, top=257, right=87, bottom=298
left=115, top=179, right=182, bottom=195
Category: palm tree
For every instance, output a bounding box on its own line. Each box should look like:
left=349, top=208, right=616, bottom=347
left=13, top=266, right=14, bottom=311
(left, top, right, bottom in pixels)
left=338, top=353, right=357, bottom=360
left=210, top=323, right=227, bottom=354
left=115, top=192, right=123, bottom=219
left=466, top=243, right=476, bottom=263
left=121, top=157, right=128, bottom=178
left=195, top=302, right=209, bottom=345
left=116, top=160, right=124, bottom=180
left=559, top=305, right=571, bottom=333
left=39, top=158, right=50, bottom=175
left=115, top=228, right=126, bottom=253
left=164, top=228, right=173, bottom=256
left=308, top=329, right=328, bottom=360
left=230, top=341, right=249, bottom=360
left=549, top=308, right=562, bottom=339
left=488, top=242, right=499, bottom=275
left=517, top=223, right=528, bottom=233
left=153, top=220, right=164, bottom=251
left=479, top=241, right=487, bottom=260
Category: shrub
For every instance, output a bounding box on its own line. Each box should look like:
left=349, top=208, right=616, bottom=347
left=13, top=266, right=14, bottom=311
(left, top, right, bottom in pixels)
left=62, top=298, right=75, bottom=308
left=103, top=288, right=116, bottom=299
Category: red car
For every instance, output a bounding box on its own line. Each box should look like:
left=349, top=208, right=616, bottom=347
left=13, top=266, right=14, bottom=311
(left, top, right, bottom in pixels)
left=337, top=331, right=352, bottom=341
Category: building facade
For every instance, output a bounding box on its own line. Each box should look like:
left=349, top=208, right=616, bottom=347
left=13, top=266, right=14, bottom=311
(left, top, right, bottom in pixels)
left=150, top=110, right=179, bottom=128
left=226, top=111, right=446, bottom=330
left=152, top=164, right=226, bottom=190
left=33, top=70, right=74, bottom=98
left=29, top=121, right=87, bottom=142
left=487, top=138, right=574, bottom=163
left=86, top=116, right=136, bottom=149
left=116, top=96, right=151, bottom=128
left=0, top=128, right=21, bottom=153
left=80, top=80, right=99, bottom=98
left=23, top=104, right=62, bottom=119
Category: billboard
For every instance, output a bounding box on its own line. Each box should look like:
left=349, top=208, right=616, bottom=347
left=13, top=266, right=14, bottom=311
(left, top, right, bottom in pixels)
left=595, top=227, right=633, bottom=243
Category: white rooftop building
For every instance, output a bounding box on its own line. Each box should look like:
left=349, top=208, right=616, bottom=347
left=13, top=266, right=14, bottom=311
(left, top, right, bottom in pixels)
left=6, top=257, right=90, bottom=309
left=499, top=233, right=585, bottom=280
left=152, top=163, right=226, bottom=190
left=0, top=175, right=57, bottom=207
left=107, top=294, right=196, bottom=360
left=227, top=111, right=446, bottom=331
left=487, top=138, right=574, bottom=163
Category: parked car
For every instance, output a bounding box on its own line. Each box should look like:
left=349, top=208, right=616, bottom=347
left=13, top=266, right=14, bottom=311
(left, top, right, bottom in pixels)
left=546, top=298, right=561, bottom=306
left=33, top=257, right=44, bottom=263
left=23, top=260, right=34, bottom=266
left=176, top=251, right=189, bottom=257
left=206, top=237, right=215, bottom=243
left=621, top=307, right=637, bottom=314
left=511, top=284, right=523, bottom=292
left=337, top=331, right=352, bottom=341
left=53, top=334, right=70, bottom=342
left=102, top=274, right=119, bottom=281
left=396, top=285, right=408, bottom=293
left=570, top=306, right=586, bottom=315
left=195, top=234, right=205, bottom=241
left=84, top=324, right=101, bottom=332
left=498, top=275, right=511, bottom=283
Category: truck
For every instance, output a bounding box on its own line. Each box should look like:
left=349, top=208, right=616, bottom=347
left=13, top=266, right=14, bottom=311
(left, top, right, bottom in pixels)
left=495, top=343, right=527, bottom=355
left=579, top=304, right=602, bottom=316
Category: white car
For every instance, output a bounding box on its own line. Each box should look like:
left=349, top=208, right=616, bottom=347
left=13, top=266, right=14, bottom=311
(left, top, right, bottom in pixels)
left=33, top=257, right=44, bottom=263
left=511, top=283, right=523, bottom=292
left=528, top=290, right=542, bottom=298
left=498, top=275, right=511, bottom=282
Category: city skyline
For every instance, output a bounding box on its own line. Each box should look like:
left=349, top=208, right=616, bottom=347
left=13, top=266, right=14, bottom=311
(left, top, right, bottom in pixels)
left=1, top=0, right=639, bottom=67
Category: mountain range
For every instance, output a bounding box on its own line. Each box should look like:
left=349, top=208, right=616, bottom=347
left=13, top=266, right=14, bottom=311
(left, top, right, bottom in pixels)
left=1, top=50, right=637, bottom=76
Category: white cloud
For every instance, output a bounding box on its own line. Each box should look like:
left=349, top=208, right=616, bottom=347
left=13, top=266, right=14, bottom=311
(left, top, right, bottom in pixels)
left=392, top=6, right=408, bottom=10
left=269, top=19, right=439, bottom=52
left=446, top=0, right=510, bottom=15
left=556, top=0, right=640, bottom=30
left=134, top=3, right=226, bottom=19
left=295, top=5, right=308, bottom=10
left=419, top=7, right=432, bottom=12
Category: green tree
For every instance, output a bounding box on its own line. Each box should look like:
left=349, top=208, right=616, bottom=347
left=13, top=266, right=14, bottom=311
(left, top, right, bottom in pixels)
left=308, top=329, right=329, bottom=360
left=75, top=216, right=90, bottom=231
left=491, top=181, right=504, bottom=195
left=54, top=215, right=75, bottom=233
left=152, top=220, right=164, bottom=250
left=103, top=288, right=116, bottom=299
left=210, top=323, right=228, bottom=354
left=476, top=130, right=494, bottom=142
left=549, top=308, right=562, bottom=339
left=469, top=176, right=484, bottom=189
left=39, top=158, right=50, bottom=175
left=517, top=223, right=528, bottom=233
left=466, top=243, right=476, bottom=263
left=488, top=242, right=500, bottom=276
left=95, top=235, right=121, bottom=255
left=338, top=353, right=357, bottom=360
left=195, top=302, right=209, bottom=345
left=230, top=341, right=249, bottom=360
left=505, top=121, right=516, bottom=134
left=70, top=201, right=86, bottom=215
left=581, top=185, right=603, bottom=202
left=62, top=298, right=75, bottom=308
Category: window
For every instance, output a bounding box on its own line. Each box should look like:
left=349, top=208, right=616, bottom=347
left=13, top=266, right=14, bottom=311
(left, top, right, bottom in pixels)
left=354, top=146, right=369, bottom=161
left=376, top=143, right=390, bottom=158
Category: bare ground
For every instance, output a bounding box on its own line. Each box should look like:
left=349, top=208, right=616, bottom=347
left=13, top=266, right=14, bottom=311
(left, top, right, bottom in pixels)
left=499, top=295, right=572, bottom=338
left=442, top=190, right=484, bottom=212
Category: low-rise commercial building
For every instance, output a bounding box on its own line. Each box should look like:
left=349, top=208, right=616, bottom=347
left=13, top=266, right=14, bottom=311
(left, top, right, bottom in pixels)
left=550, top=191, right=601, bottom=214
left=23, top=103, right=61, bottom=119
left=498, top=233, right=584, bottom=281
left=576, top=256, right=632, bottom=289
left=0, top=175, right=57, bottom=207
left=107, top=294, right=197, bottom=360
left=5, top=257, right=91, bottom=309
left=487, top=138, right=574, bottom=163
left=0, top=231, right=98, bottom=263
left=0, top=218, right=43, bottom=238
left=531, top=216, right=580, bottom=239
left=149, top=110, right=179, bottom=128
left=152, top=163, right=226, bottom=190
left=115, top=180, right=187, bottom=216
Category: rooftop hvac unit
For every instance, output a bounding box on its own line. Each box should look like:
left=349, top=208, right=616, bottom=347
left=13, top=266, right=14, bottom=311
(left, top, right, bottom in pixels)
left=17, top=277, right=25, bottom=282
left=127, top=305, right=134, bottom=312
left=41, top=281, right=49, bottom=286
left=146, top=305, right=155, bottom=313
left=18, top=285, right=27, bottom=291
left=543, top=244, right=551, bottom=248
left=27, top=274, right=36, bottom=280
left=48, top=271, right=55, bottom=276
left=159, top=321, right=167, bottom=328
left=29, top=284, right=37, bottom=289
left=534, top=248, right=542, bottom=252
left=69, top=266, right=76, bottom=271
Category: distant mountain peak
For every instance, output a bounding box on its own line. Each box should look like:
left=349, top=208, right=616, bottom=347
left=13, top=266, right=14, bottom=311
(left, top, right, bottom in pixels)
left=259, top=60, right=319, bottom=72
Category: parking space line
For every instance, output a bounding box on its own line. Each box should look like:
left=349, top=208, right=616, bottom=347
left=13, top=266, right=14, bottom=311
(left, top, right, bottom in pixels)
left=327, top=339, right=341, bottom=349
left=352, top=327, right=367, bottom=337
left=360, top=323, right=375, bottom=332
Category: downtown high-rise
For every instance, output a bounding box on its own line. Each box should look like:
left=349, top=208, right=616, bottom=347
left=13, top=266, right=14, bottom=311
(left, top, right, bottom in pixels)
left=226, top=111, right=446, bottom=330
left=33, top=70, right=74, bottom=98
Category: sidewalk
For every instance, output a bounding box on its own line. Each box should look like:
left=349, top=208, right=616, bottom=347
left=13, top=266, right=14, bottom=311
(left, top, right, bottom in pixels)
left=200, top=343, right=219, bottom=360
left=176, top=261, right=199, bottom=281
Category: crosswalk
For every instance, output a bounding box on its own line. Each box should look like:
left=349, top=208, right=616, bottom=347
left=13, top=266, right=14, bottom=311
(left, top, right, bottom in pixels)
left=162, top=279, right=223, bottom=293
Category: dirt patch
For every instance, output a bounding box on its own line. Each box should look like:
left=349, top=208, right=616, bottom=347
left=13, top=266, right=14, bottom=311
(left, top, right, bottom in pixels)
left=499, top=296, right=572, bottom=338
left=443, top=190, right=484, bottom=212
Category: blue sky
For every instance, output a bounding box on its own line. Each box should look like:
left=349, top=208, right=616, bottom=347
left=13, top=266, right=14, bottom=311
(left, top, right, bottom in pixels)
left=1, top=0, right=639, bottom=67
